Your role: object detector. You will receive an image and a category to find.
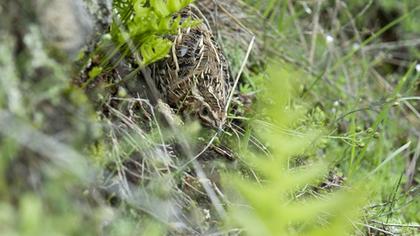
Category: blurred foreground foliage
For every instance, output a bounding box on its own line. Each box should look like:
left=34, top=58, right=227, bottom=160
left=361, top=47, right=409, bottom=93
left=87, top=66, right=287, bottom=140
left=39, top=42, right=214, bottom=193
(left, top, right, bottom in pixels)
left=245, top=0, right=420, bottom=233
left=0, top=24, right=102, bottom=235
left=223, top=65, right=365, bottom=235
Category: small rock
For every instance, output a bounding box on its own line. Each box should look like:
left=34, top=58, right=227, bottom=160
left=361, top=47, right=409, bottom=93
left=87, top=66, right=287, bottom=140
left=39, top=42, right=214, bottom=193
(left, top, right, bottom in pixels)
left=36, top=0, right=111, bottom=58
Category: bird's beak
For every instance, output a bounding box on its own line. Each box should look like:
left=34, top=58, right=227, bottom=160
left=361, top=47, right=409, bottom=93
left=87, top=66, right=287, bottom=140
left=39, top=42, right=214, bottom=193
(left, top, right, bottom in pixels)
left=214, top=115, right=226, bottom=131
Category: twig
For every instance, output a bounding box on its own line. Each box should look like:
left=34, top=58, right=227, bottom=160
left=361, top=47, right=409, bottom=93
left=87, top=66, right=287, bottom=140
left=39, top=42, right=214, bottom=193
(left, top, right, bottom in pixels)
left=356, top=222, right=396, bottom=235
left=309, top=0, right=322, bottom=66
left=371, top=220, right=420, bottom=229
left=225, top=36, right=255, bottom=114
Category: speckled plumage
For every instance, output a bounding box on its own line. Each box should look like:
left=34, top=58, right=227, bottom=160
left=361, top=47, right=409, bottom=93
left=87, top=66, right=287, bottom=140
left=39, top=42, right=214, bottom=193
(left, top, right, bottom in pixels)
left=155, top=8, right=231, bottom=128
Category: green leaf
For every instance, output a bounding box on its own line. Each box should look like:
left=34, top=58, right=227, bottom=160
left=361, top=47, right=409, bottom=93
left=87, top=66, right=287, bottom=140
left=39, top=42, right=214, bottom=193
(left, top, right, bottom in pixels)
left=150, top=0, right=170, bottom=17
left=167, top=0, right=181, bottom=13
left=88, top=66, right=103, bottom=79
left=140, top=36, right=172, bottom=65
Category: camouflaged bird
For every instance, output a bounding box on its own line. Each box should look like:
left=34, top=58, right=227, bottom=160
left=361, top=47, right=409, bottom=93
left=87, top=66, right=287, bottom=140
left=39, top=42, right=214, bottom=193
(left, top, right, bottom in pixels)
left=154, top=7, right=231, bottom=129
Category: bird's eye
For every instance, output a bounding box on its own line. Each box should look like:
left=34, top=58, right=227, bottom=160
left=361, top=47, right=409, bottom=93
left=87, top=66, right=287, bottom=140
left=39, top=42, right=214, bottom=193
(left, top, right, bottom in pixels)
left=200, top=106, right=210, bottom=117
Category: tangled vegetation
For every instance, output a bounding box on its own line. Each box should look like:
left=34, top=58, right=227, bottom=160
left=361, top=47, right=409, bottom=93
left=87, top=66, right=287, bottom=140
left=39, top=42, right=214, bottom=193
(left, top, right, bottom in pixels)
left=0, top=0, right=419, bottom=235
left=112, top=0, right=198, bottom=64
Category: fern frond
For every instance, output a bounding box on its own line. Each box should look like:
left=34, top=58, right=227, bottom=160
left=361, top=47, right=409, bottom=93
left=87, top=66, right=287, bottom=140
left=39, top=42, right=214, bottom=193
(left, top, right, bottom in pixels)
left=112, top=0, right=198, bottom=65
left=224, top=64, right=365, bottom=236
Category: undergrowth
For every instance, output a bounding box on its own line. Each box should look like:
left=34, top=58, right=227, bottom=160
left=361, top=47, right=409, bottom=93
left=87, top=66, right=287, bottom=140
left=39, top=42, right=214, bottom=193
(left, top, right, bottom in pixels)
left=112, top=0, right=198, bottom=65
left=223, top=65, right=365, bottom=235
left=0, top=0, right=419, bottom=235
left=244, top=0, right=420, bottom=234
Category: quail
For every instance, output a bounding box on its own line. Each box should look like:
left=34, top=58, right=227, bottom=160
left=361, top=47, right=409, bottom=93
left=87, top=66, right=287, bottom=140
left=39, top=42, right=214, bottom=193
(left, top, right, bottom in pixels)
left=155, top=8, right=231, bottom=129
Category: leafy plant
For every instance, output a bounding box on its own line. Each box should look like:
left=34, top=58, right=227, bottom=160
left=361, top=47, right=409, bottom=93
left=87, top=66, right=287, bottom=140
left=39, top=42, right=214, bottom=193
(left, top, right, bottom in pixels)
left=112, top=0, right=199, bottom=65
left=224, top=65, right=365, bottom=235
left=240, top=0, right=420, bottom=233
